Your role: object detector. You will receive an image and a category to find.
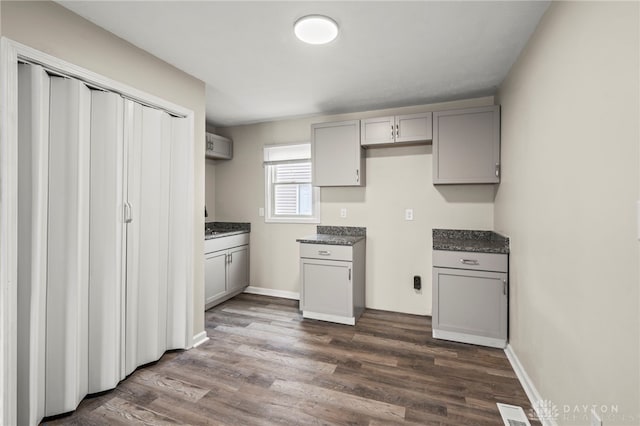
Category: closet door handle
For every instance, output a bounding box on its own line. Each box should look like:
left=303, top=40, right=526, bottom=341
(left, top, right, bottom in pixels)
left=123, top=201, right=133, bottom=223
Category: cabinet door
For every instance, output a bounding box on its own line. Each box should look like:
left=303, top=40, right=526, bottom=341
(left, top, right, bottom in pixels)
left=396, top=112, right=432, bottom=143
left=206, top=133, right=232, bottom=160
left=227, top=245, right=249, bottom=293
left=360, top=116, right=394, bottom=146
left=312, top=120, right=364, bottom=186
left=433, top=105, right=500, bottom=184
left=205, top=250, right=227, bottom=304
left=433, top=267, right=507, bottom=341
left=301, top=259, right=352, bottom=317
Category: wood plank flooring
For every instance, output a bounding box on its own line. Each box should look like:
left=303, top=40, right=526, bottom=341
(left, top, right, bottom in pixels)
left=43, top=293, right=538, bottom=425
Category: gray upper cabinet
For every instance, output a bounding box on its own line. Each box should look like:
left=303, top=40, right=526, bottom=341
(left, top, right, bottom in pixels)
left=432, top=105, right=500, bottom=184
left=206, top=132, right=233, bottom=160
left=312, top=120, right=365, bottom=187
left=361, top=112, right=432, bottom=147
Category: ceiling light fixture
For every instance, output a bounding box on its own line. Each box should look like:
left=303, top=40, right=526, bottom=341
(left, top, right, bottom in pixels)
left=294, top=15, right=339, bottom=45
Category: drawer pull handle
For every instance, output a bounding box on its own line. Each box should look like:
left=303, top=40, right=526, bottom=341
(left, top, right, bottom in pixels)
left=318, top=250, right=331, bottom=256
left=460, top=259, right=479, bottom=265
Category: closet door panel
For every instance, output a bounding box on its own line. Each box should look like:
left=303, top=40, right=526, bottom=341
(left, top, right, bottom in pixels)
left=88, top=90, right=125, bottom=393
left=45, top=77, right=91, bottom=415
left=166, top=116, right=191, bottom=350
left=125, top=102, right=170, bottom=370
left=17, top=63, right=49, bottom=426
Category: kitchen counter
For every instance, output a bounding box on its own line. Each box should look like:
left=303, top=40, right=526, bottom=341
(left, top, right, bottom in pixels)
left=432, top=229, right=509, bottom=254
left=205, top=221, right=251, bottom=240
left=296, top=226, right=366, bottom=246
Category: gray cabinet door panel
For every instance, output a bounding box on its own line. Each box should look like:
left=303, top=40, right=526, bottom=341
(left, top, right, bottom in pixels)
left=312, top=120, right=363, bottom=186
left=205, top=251, right=227, bottom=304
left=395, top=112, right=432, bottom=143
left=301, top=259, right=352, bottom=317
left=433, top=105, right=500, bottom=184
left=227, top=245, right=249, bottom=293
left=360, top=116, right=394, bottom=146
left=433, top=267, right=507, bottom=340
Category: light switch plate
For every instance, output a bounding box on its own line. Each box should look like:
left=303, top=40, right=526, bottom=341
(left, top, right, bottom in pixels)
left=258, top=207, right=264, bottom=217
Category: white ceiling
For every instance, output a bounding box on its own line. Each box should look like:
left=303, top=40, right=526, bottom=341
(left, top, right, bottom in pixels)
left=57, top=1, right=549, bottom=127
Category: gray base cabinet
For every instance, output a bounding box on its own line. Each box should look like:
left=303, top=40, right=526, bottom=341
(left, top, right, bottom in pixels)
left=299, top=241, right=365, bottom=325
left=433, top=105, right=500, bottom=184
left=205, top=233, right=249, bottom=310
left=432, top=250, right=508, bottom=348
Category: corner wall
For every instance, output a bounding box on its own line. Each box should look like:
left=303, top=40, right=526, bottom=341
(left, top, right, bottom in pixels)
left=214, top=98, right=496, bottom=315
left=495, top=2, right=639, bottom=423
left=1, top=0, right=207, bottom=338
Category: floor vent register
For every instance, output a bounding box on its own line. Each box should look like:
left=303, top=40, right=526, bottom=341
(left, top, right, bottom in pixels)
left=497, top=403, right=532, bottom=426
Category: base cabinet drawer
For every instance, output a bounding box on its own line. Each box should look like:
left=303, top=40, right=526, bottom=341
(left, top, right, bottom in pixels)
left=432, top=267, right=508, bottom=348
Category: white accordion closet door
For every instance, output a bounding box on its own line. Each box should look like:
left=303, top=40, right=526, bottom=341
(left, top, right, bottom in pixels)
left=45, top=77, right=91, bottom=416
left=88, top=90, right=126, bottom=393
left=166, top=116, right=192, bottom=350
left=17, top=63, right=50, bottom=426
left=124, top=100, right=171, bottom=374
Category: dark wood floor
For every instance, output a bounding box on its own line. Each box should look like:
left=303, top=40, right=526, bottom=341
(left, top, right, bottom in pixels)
left=44, top=293, right=537, bottom=425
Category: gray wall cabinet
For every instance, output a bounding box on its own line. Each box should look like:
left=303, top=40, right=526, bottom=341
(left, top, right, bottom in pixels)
left=432, top=250, right=508, bottom=348
left=311, top=120, right=365, bottom=186
left=206, top=132, right=233, bottom=160
left=299, top=241, right=366, bottom=325
left=361, top=112, right=432, bottom=147
left=433, top=105, right=500, bottom=184
left=204, top=233, right=249, bottom=309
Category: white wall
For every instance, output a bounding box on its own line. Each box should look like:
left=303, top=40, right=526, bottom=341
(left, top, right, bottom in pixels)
left=495, top=2, right=639, bottom=424
left=1, top=0, right=207, bottom=337
left=213, top=98, right=496, bottom=315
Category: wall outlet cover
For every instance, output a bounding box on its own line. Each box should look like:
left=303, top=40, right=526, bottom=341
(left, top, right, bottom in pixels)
left=340, top=208, right=347, bottom=218
left=405, top=208, right=414, bottom=221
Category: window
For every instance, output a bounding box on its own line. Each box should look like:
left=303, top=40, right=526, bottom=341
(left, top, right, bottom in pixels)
left=264, top=143, right=320, bottom=223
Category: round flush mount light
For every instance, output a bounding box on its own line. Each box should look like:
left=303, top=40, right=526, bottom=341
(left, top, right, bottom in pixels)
left=294, top=15, right=339, bottom=45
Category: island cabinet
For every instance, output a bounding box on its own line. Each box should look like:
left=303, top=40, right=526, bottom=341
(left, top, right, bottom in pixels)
left=361, top=112, right=432, bottom=146
left=299, top=241, right=366, bottom=325
left=311, top=120, right=365, bottom=186
left=204, top=233, right=249, bottom=309
left=432, top=105, right=501, bottom=184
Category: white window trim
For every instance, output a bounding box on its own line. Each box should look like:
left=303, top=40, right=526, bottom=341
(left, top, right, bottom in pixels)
left=264, top=143, right=320, bottom=224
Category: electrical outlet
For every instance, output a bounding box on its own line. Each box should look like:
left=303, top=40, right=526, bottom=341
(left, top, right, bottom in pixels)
left=591, top=409, right=602, bottom=426
left=405, top=208, right=414, bottom=221
left=413, top=275, right=421, bottom=290
left=258, top=207, right=264, bottom=217
left=340, top=208, right=347, bottom=218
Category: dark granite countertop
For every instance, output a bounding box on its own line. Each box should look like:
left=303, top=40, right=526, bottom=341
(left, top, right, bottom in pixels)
left=205, top=222, right=250, bottom=240
left=433, top=229, right=509, bottom=254
left=297, top=226, right=366, bottom=246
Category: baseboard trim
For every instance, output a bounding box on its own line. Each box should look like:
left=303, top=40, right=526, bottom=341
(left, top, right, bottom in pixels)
left=504, top=344, right=557, bottom=426
left=192, top=331, right=209, bottom=348
left=244, top=286, right=299, bottom=300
